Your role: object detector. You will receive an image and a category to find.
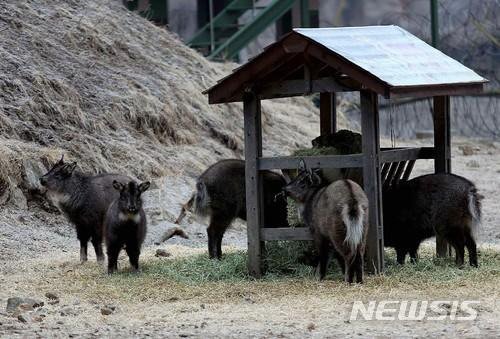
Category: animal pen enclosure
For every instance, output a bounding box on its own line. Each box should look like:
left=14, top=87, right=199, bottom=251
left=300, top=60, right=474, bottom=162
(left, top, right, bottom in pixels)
left=204, top=25, right=487, bottom=277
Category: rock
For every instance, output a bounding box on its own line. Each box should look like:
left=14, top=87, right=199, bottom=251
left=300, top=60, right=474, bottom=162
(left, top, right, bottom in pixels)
left=6, top=297, right=43, bottom=313
left=22, top=159, right=47, bottom=192
left=458, top=145, right=475, bottom=156
left=19, top=303, right=34, bottom=312
left=415, top=130, right=433, bottom=139
left=24, top=298, right=44, bottom=308
left=7, top=298, right=25, bottom=312
left=17, top=314, right=29, bottom=323
left=48, top=299, right=60, bottom=305
left=155, top=249, right=171, bottom=257
left=60, top=306, right=77, bottom=316
left=8, top=184, right=27, bottom=209
left=45, top=292, right=59, bottom=300
left=32, top=315, right=43, bottom=322
left=100, top=307, right=114, bottom=316
left=466, top=160, right=480, bottom=168
left=307, top=323, right=316, bottom=331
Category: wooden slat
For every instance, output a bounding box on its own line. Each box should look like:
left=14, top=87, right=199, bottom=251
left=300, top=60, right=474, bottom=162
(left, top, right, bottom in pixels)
left=258, top=78, right=354, bottom=99
left=261, top=227, right=313, bottom=241
left=206, top=36, right=291, bottom=103
left=390, top=82, right=484, bottom=99
left=258, top=154, right=363, bottom=170
left=402, top=160, right=416, bottom=181
left=380, top=163, right=390, bottom=182
left=380, top=147, right=435, bottom=163
left=320, top=92, right=336, bottom=136
left=361, top=90, right=384, bottom=274
left=243, top=91, right=264, bottom=278
left=306, top=42, right=390, bottom=97
left=383, top=162, right=399, bottom=188
left=391, top=161, right=407, bottom=186
left=433, top=95, right=452, bottom=258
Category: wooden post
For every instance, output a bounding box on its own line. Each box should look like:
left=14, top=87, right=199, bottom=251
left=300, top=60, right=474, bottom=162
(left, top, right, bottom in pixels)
left=360, top=90, right=384, bottom=274
left=433, top=95, right=451, bottom=257
left=243, top=90, right=264, bottom=278
left=320, top=92, right=336, bottom=136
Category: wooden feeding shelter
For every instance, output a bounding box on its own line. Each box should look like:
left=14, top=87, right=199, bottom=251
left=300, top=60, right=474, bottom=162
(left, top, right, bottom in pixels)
left=204, top=25, right=487, bottom=277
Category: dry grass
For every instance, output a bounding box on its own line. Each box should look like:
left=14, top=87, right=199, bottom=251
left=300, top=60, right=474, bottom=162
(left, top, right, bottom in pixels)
left=6, top=243, right=499, bottom=307
left=0, top=0, right=341, bottom=200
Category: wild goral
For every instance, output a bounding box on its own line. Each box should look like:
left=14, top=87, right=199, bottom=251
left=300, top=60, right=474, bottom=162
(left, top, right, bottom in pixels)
left=105, top=180, right=150, bottom=274
left=383, top=173, right=482, bottom=267
left=283, top=161, right=369, bottom=283
left=39, top=155, right=132, bottom=262
left=175, top=159, right=288, bottom=259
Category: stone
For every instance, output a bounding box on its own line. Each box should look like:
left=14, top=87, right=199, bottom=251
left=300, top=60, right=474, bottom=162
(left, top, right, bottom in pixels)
left=45, top=292, right=58, bottom=300
left=6, top=297, right=43, bottom=313
left=24, top=298, right=44, bottom=308
left=32, top=315, right=43, bottom=322
left=22, top=159, right=47, bottom=192
left=466, top=160, right=480, bottom=168
left=458, top=145, right=475, bottom=156
left=415, top=130, right=433, bottom=139
left=8, top=184, right=27, bottom=209
left=18, top=303, right=34, bottom=312
left=17, top=314, right=29, bottom=323
left=60, top=306, right=77, bottom=316
left=6, top=298, right=24, bottom=312
left=100, top=307, right=114, bottom=316
left=155, top=249, right=171, bottom=257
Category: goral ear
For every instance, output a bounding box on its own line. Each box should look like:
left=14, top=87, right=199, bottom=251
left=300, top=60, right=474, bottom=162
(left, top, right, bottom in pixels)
left=138, top=181, right=151, bottom=193
left=311, top=170, right=322, bottom=186
left=62, top=162, right=77, bottom=176
left=298, top=159, right=307, bottom=172
left=113, top=180, right=125, bottom=191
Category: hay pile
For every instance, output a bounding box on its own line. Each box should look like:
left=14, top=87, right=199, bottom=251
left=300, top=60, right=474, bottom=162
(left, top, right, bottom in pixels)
left=0, top=0, right=346, bottom=207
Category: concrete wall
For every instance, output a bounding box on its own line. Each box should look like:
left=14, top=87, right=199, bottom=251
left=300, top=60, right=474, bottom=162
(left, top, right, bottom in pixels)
left=168, top=0, right=198, bottom=41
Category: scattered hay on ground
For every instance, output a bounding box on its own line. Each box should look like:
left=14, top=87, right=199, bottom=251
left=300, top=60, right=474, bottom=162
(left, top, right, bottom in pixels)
left=6, top=243, right=499, bottom=306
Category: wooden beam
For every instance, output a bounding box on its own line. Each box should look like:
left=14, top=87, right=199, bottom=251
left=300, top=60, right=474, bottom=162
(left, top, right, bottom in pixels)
left=307, top=43, right=390, bottom=97
left=433, top=95, right=452, bottom=258
left=361, top=90, right=384, bottom=274
left=379, top=147, right=435, bottom=163
left=320, top=92, right=336, bottom=136
left=389, top=82, right=484, bottom=99
left=261, top=227, right=313, bottom=241
left=258, top=154, right=363, bottom=170
left=206, top=39, right=291, bottom=104
left=402, top=160, right=416, bottom=181
left=243, top=91, right=264, bottom=278
left=391, top=161, right=407, bottom=187
left=383, top=162, right=399, bottom=189
left=258, top=77, right=356, bottom=100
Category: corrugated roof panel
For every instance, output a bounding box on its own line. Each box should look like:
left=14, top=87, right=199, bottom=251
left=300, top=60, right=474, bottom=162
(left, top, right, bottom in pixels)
left=294, top=26, right=486, bottom=87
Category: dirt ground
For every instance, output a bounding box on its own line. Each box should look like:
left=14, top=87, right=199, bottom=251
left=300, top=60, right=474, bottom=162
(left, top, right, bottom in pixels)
left=1, top=137, right=499, bottom=338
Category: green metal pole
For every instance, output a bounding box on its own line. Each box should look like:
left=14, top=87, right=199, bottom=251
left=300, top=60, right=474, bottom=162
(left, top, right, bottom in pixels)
left=430, top=0, right=438, bottom=47
left=300, top=0, right=310, bottom=28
